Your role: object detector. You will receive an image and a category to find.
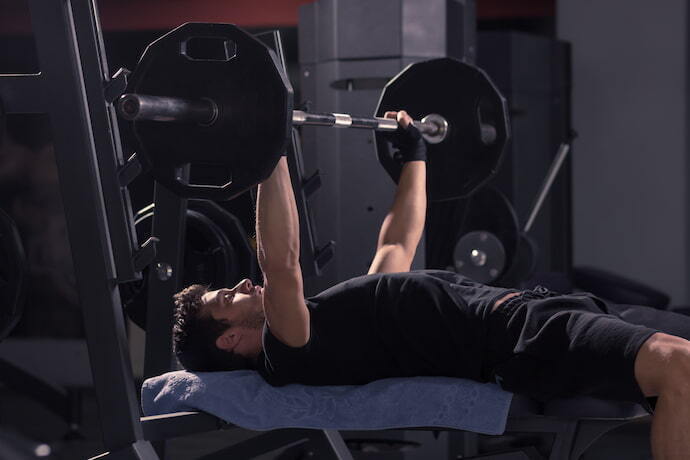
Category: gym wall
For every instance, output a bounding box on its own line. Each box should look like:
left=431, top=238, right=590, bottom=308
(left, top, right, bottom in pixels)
left=558, top=0, right=690, bottom=304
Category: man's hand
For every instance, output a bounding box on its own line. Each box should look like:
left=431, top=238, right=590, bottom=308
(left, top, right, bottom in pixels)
left=380, top=110, right=427, bottom=164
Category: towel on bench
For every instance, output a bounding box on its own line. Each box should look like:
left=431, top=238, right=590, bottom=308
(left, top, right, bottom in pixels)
left=142, top=370, right=513, bottom=435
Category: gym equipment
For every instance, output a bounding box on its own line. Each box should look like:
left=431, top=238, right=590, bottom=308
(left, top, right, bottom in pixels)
left=0, top=208, right=26, bottom=340
left=122, top=23, right=293, bottom=201
left=2, top=1, right=662, bottom=456
left=452, top=186, right=519, bottom=284
left=0, top=209, right=61, bottom=458
left=376, top=58, right=509, bottom=201
left=0, top=100, right=5, bottom=147
left=453, top=135, right=572, bottom=285
left=573, top=266, right=671, bottom=309
left=120, top=94, right=449, bottom=144
left=122, top=200, right=257, bottom=330
left=499, top=138, right=573, bottom=286
left=117, top=23, right=509, bottom=202
left=453, top=232, right=506, bottom=284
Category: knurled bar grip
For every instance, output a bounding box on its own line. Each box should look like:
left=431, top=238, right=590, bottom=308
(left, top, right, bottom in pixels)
left=292, top=110, right=432, bottom=134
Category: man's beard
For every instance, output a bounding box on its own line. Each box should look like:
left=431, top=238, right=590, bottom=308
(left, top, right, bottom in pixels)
left=239, top=307, right=265, bottom=330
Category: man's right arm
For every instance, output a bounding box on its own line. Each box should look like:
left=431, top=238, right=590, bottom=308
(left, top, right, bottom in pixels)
left=256, top=157, right=309, bottom=347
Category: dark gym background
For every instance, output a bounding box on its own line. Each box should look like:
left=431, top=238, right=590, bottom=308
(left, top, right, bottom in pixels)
left=0, top=0, right=687, bottom=458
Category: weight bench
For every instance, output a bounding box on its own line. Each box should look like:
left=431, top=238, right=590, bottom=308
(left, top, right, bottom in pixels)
left=141, top=370, right=649, bottom=459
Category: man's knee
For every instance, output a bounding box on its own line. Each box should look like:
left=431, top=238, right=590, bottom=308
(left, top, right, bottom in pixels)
left=635, top=332, right=690, bottom=397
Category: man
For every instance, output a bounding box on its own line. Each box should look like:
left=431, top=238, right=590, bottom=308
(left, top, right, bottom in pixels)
left=173, top=111, right=690, bottom=459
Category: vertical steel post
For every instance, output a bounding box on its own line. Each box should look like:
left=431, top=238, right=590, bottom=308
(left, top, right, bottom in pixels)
left=25, top=0, right=154, bottom=457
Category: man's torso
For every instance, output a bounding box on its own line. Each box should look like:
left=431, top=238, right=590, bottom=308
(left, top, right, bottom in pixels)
left=257, top=270, right=516, bottom=386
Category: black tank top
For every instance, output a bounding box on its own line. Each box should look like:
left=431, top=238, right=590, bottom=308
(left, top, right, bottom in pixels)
left=257, top=270, right=516, bottom=386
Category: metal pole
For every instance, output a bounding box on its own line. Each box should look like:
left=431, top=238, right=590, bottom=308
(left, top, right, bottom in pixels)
left=523, top=141, right=571, bottom=233
left=26, top=0, right=154, bottom=455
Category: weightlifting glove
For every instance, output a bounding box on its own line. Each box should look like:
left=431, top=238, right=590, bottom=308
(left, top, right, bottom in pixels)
left=384, top=122, right=427, bottom=163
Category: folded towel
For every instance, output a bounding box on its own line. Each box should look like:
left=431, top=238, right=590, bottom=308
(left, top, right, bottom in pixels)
left=142, top=370, right=513, bottom=435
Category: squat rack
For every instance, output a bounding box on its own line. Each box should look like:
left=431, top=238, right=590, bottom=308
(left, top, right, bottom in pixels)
left=0, top=1, right=341, bottom=458
left=1, top=0, right=147, bottom=455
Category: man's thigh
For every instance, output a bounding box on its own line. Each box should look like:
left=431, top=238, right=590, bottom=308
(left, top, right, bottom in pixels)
left=608, top=304, right=690, bottom=340
left=488, top=295, right=658, bottom=404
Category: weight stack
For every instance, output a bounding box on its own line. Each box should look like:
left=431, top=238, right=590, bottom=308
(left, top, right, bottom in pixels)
left=480, top=32, right=573, bottom=279
left=299, top=0, right=476, bottom=295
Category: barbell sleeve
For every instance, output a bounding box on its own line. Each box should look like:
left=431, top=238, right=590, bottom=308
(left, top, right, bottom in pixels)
left=117, top=93, right=219, bottom=125
left=116, top=93, right=451, bottom=143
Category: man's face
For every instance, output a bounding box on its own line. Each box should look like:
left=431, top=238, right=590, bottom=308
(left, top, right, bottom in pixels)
left=201, top=278, right=265, bottom=357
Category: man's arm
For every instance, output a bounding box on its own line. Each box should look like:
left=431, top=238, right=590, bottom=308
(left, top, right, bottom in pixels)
left=368, top=112, right=427, bottom=274
left=256, top=157, right=309, bottom=347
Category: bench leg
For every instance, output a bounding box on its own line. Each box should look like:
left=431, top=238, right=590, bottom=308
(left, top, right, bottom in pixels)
left=88, top=440, right=159, bottom=460
left=307, top=430, right=354, bottom=460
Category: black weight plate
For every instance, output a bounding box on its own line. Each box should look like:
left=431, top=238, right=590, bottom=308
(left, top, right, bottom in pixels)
left=0, top=99, right=5, bottom=147
left=375, top=58, right=510, bottom=201
left=127, top=23, right=292, bottom=200
left=455, top=186, right=519, bottom=284
left=453, top=231, right=506, bottom=284
left=497, top=233, right=539, bottom=288
left=0, top=208, right=26, bottom=341
left=183, top=209, right=236, bottom=287
left=189, top=200, right=258, bottom=284
left=122, top=200, right=255, bottom=330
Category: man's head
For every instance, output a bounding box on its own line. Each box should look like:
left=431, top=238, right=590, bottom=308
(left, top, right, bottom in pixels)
left=172, top=278, right=265, bottom=371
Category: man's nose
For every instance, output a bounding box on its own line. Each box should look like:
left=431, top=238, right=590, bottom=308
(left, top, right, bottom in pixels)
left=238, top=279, right=253, bottom=292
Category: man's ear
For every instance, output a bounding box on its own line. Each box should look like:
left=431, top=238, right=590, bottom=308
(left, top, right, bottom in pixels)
left=215, top=330, right=239, bottom=351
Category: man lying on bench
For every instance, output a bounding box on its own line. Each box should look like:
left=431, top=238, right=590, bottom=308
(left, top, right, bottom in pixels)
left=172, top=110, right=690, bottom=460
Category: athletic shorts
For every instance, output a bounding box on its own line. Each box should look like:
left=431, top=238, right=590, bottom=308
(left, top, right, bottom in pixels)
left=481, top=287, right=690, bottom=408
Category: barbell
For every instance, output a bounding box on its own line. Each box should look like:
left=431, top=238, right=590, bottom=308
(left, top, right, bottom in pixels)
left=118, top=93, right=453, bottom=144
left=117, top=22, right=510, bottom=201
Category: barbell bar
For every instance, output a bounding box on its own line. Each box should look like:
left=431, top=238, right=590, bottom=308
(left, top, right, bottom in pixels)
left=116, top=93, right=492, bottom=146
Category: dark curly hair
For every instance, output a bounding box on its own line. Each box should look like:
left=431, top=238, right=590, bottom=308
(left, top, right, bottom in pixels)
left=172, top=284, right=253, bottom=372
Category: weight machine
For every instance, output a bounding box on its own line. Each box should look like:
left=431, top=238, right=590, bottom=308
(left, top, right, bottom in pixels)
left=0, top=1, right=654, bottom=459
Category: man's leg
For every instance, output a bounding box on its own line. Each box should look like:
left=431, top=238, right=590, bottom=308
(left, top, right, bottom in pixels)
left=609, top=303, right=690, bottom=340
left=635, top=332, right=690, bottom=460
left=487, top=295, right=690, bottom=459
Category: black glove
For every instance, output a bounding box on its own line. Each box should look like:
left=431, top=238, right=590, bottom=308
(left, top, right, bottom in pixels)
left=383, top=122, right=427, bottom=163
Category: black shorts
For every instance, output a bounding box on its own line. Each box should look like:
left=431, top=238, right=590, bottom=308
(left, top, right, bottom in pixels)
left=482, top=287, right=690, bottom=407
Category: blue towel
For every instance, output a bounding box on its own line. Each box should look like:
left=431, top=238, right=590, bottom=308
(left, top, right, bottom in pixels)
left=142, top=370, right=513, bottom=435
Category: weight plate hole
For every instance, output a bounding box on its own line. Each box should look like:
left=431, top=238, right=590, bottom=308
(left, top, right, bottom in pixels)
left=477, top=98, right=498, bottom=146
left=330, top=77, right=391, bottom=91
left=181, top=37, right=237, bottom=62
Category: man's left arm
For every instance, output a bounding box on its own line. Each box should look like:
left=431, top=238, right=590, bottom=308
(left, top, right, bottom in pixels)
left=368, top=111, right=427, bottom=274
